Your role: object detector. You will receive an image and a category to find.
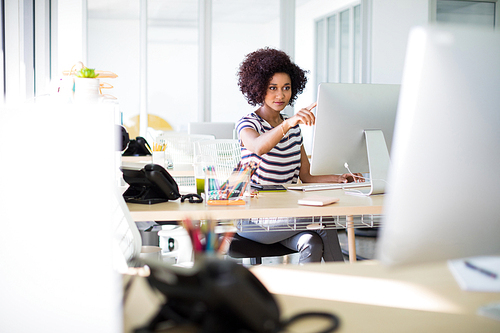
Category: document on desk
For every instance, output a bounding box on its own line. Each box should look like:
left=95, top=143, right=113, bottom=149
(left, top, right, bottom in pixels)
left=447, top=256, right=500, bottom=292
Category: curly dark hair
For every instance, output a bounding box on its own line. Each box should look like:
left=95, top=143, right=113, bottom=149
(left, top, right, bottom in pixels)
left=237, top=47, right=308, bottom=107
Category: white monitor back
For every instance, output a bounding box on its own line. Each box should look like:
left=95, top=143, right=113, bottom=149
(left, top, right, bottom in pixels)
left=377, top=25, right=500, bottom=266
left=310, top=83, right=400, bottom=195
left=310, top=83, right=400, bottom=175
left=0, top=104, right=121, bottom=332
left=188, top=122, right=235, bottom=139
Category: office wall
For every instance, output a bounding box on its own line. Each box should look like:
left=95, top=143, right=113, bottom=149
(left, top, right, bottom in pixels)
left=55, top=1, right=87, bottom=75
left=88, top=14, right=278, bottom=132
left=295, top=0, right=358, bottom=153
left=87, top=18, right=141, bottom=126
left=370, top=0, right=429, bottom=84
left=87, top=1, right=431, bottom=137
left=211, top=20, right=279, bottom=126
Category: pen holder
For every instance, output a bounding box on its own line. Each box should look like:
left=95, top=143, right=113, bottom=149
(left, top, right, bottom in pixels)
left=205, top=167, right=250, bottom=206
left=152, top=151, right=166, bottom=167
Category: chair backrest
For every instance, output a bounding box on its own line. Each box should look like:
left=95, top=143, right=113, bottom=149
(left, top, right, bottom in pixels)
left=112, top=190, right=142, bottom=272
left=156, top=133, right=215, bottom=169
left=188, top=122, right=236, bottom=139
left=194, top=139, right=242, bottom=182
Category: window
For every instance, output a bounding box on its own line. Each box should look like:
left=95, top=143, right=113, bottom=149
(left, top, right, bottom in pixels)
left=436, top=0, right=496, bottom=28
left=1, top=0, right=52, bottom=103
left=1, top=0, right=5, bottom=102
left=315, top=3, right=362, bottom=90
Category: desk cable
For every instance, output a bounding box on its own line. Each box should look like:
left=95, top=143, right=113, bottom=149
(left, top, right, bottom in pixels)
left=278, top=311, right=340, bottom=333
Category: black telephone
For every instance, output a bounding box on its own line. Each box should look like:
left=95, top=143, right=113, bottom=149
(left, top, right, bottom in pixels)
left=121, top=164, right=180, bottom=204
left=134, top=257, right=340, bottom=333
left=122, top=136, right=152, bottom=156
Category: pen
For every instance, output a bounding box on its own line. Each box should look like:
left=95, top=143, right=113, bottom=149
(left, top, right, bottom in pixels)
left=464, top=260, right=498, bottom=279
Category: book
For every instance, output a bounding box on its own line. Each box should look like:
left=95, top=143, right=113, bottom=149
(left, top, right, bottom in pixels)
left=297, top=196, right=340, bottom=206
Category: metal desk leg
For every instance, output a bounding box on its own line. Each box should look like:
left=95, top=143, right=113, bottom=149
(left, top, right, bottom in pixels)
left=346, top=215, right=357, bottom=263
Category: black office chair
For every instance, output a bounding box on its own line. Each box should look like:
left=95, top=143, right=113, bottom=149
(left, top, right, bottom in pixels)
left=227, top=234, right=297, bottom=265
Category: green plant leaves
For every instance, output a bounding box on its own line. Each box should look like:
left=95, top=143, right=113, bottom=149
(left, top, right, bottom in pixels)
left=75, top=67, right=99, bottom=78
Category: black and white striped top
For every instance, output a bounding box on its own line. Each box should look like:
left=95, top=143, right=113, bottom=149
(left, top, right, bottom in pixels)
left=236, top=112, right=302, bottom=185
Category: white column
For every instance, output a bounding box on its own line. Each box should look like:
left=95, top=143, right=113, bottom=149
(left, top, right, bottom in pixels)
left=139, top=0, right=148, bottom=137
left=361, top=0, right=372, bottom=83
left=280, top=0, right=295, bottom=117
left=280, top=0, right=295, bottom=60
left=35, top=0, right=52, bottom=97
left=198, top=0, right=212, bottom=122
left=4, top=0, right=21, bottom=103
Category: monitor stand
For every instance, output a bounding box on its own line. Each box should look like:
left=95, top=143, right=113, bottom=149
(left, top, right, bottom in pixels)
left=346, top=129, right=390, bottom=196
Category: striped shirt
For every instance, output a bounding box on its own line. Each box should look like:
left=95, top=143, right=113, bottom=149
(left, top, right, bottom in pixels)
left=236, top=112, right=302, bottom=185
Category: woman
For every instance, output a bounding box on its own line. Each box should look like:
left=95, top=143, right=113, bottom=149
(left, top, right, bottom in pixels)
left=236, top=47, right=363, bottom=263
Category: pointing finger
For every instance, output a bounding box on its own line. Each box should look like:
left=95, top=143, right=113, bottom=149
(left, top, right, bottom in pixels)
left=306, top=101, right=318, bottom=111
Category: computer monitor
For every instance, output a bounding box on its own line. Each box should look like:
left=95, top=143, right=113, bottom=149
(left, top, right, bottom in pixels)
left=310, top=83, right=401, bottom=195
left=376, top=25, right=500, bottom=266
left=188, top=122, right=236, bottom=139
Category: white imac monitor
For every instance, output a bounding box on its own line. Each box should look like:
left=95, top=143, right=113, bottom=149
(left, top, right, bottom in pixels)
left=376, top=25, right=500, bottom=266
left=310, top=83, right=401, bottom=195
left=188, top=122, right=236, bottom=139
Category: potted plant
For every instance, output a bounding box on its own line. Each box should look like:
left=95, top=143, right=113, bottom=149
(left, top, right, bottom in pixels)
left=74, top=65, right=101, bottom=103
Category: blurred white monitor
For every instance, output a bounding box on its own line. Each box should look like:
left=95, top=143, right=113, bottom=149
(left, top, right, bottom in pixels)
left=310, top=83, right=401, bottom=195
left=188, top=122, right=235, bottom=139
left=376, top=25, right=500, bottom=266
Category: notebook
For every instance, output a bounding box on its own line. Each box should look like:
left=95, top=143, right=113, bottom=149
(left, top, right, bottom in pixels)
left=297, top=196, right=339, bottom=206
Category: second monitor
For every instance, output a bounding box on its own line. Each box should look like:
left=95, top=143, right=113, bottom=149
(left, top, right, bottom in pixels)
left=310, top=83, right=401, bottom=195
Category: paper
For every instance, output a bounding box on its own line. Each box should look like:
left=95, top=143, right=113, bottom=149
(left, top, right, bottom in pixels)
left=447, top=256, right=500, bottom=292
left=297, top=196, right=339, bottom=206
left=478, top=302, right=500, bottom=321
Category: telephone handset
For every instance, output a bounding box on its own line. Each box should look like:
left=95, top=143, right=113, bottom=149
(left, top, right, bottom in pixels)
left=122, top=136, right=152, bottom=156
left=135, top=257, right=340, bottom=333
left=136, top=256, right=280, bottom=333
left=121, top=164, right=180, bottom=204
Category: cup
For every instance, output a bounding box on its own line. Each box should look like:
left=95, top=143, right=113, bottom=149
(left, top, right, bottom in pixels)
left=152, top=151, right=165, bottom=167
left=194, top=155, right=213, bottom=195
left=205, top=166, right=250, bottom=205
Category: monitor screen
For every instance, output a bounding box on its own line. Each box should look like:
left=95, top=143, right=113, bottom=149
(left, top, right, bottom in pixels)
left=310, top=83, right=401, bottom=195
left=376, top=25, right=500, bottom=265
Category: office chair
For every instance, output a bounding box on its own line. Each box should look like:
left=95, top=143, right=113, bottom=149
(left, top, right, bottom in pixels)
left=193, top=139, right=242, bottom=182
left=156, top=133, right=215, bottom=167
left=227, top=234, right=297, bottom=265
left=155, top=133, right=215, bottom=188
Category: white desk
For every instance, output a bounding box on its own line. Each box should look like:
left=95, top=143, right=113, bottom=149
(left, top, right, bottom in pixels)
left=126, top=186, right=383, bottom=262
left=124, top=260, right=500, bottom=332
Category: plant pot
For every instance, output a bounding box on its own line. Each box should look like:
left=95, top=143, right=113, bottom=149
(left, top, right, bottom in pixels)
left=74, top=77, right=100, bottom=103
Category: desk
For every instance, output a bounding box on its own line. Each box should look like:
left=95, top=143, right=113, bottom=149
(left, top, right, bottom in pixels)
left=127, top=187, right=384, bottom=262
left=124, top=261, right=500, bottom=332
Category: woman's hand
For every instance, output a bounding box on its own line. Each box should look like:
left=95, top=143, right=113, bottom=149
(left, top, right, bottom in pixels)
left=337, top=173, right=365, bottom=183
left=287, top=102, right=317, bottom=127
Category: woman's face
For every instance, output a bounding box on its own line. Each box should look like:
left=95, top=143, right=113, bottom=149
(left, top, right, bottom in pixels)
left=262, top=72, right=292, bottom=112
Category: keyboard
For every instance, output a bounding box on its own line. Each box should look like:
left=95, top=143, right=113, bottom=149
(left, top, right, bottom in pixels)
left=288, top=182, right=371, bottom=192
